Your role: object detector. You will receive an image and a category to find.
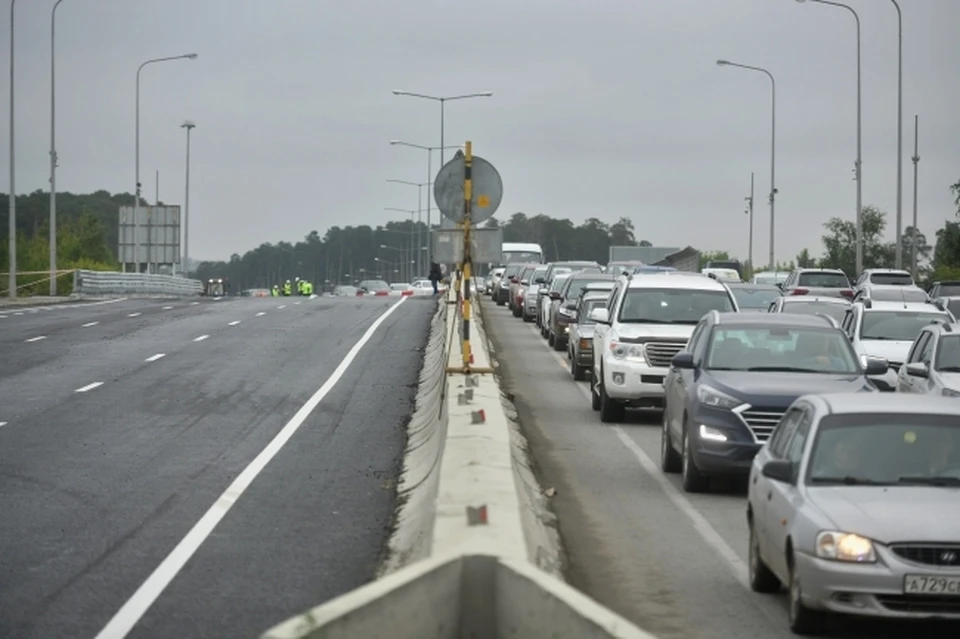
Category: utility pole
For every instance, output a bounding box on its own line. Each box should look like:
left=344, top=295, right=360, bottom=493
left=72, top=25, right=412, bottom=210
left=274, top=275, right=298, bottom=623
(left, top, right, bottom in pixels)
left=746, top=172, right=754, bottom=272
left=910, top=115, right=920, bottom=280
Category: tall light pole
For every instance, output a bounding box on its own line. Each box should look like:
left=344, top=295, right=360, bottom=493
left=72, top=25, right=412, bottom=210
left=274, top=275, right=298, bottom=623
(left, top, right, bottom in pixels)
left=910, top=115, right=919, bottom=280
left=8, top=0, right=17, bottom=299
left=134, top=53, right=197, bottom=274
left=387, top=179, right=433, bottom=276
left=385, top=207, right=417, bottom=281
left=181, top=121, right=195, bottom=277
left=389, top=140, right=461, bottom=260
left=390, top=91, right=493, bottom=168
left=48, top=0, right=65, bottom=295
left=716, top=60, right=777, bottom=270
left=890, top=0, right=903, bottom=268
left=796, top=0, right=863, bottom=274
left=746, top=172, right=754, bottom=272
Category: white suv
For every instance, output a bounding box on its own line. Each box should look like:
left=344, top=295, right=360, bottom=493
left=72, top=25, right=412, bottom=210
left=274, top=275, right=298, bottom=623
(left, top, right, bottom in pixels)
left=588, top=273, right=740, bottom=422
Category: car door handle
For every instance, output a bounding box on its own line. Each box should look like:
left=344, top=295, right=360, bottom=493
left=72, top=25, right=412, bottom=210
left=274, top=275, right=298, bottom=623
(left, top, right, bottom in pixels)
left=766, top=491, right=772, bottom=500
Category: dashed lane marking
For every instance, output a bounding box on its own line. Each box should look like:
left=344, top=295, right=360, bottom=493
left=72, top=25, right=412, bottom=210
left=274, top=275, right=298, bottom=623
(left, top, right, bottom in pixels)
left=82, top=321, right=99, bottom=327
left=25, top=336, right=47, bottom=343
left=256, top=312, right=266, bottom=317
left=277, top=305, right=287, bottom=309
left=193, top=335, right=209, bottom=342
left=75, top=382, right=104, bottom=393
left=128, top=312, right=142, bottom=317
left=162, top=306, right=174, bottom=310
left=0, top=421, right=7, bottom=427
left=190, top=302, right=199, bottom=306
left=145, top=353, right=166, bottom=362
left=228, top=321, right=241, bottom=326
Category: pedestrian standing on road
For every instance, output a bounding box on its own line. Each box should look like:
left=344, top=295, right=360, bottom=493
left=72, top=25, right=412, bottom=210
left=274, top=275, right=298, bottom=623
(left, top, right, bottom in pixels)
left=429, top=261, right=442, bottom=295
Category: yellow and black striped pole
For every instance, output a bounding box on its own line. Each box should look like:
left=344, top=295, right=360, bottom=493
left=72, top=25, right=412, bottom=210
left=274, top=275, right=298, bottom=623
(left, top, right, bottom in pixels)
left=461, top=141, right=473, bottom=370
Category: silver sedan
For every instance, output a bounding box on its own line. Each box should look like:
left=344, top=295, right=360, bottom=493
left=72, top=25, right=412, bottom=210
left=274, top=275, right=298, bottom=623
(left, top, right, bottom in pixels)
left=747, top=393, right=960, bottom=634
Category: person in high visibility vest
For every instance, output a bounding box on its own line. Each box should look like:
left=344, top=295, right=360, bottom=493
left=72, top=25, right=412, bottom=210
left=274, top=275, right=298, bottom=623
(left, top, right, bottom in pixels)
left=271, top=284, right=279, bottom=297
left=283, top=280, right=292, bottom=296
left=305, top=281, right=313, bottom=295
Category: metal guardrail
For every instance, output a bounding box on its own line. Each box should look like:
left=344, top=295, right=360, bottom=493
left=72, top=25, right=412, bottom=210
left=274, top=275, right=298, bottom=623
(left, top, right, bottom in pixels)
left=73, top=270, right=203, bottom=297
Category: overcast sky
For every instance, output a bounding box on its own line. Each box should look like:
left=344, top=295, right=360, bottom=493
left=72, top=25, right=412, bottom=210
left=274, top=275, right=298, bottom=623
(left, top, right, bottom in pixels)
left=4, top=0, right=960, bottom=264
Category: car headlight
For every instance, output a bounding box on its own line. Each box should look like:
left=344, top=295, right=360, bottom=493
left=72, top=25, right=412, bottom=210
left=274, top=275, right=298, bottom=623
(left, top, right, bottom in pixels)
left=696, top=385, right=742, bottom=409
left=699, top=424, right=728, bottom=442
left=609, top=341, right=646, bottom=363
left=815, top=531, right=877, bottom=563
left=559, top=307, right=575, bottom=317
left=943, top=388, right=960, bottom=398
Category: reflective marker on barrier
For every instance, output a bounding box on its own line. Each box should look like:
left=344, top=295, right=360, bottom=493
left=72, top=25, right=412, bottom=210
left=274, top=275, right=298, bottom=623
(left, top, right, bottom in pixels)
left=471, top=409, right=486, bottom=424
left=466, top=504, right=488, bottom=526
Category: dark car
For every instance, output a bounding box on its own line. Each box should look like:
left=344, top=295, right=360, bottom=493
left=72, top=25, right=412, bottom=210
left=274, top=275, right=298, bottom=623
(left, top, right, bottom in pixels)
left=495, top=264, right=523, bottom=305
left=547, top=273, right=617, bottom=351
left=660, top=312, right=887, bottom=493
left=569, top=293, right=609, bottom=381
left=726, top=282, right=781, bottom=313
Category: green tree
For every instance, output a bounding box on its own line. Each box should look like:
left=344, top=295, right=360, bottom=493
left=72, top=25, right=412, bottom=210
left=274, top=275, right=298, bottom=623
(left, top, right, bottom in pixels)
left=795, top=248, right=816, bottom=268
left=819, top=206, right=896, bottom=277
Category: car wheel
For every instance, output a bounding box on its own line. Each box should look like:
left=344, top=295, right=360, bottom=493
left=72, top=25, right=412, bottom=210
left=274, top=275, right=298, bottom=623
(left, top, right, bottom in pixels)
left=748, top=519, right=781, bottom=593
left=512, top=304, right=522, bottom=318
left=660, top=411, right=681, bottom=473
left=591, top=373, right=601, bottom=411
left=496, top=298, right=505, bottom=306
left=681, top=426, right=709, bottom=493
left=788, top=554, right=827, bottom=635
left=599, top=376, right=625, bottom=423
left=553, top=336, right=565, bottom=352
left=522, top=312, right=532, bottom=323
left=548, top=332, right=556, bottom=347
left=571, top=357, right=586, bottom=381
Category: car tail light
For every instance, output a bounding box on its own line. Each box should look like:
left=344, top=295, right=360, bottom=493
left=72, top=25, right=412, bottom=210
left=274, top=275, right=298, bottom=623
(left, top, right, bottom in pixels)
left=375, top=290, right=389, bottom=296
left=839, top=289, right=854, bottom=299
left=401, top=290, right=414, bottom=296
left=355, top=290, right=364, bottom=297
left=790, top=288, right=809, bottom=296
left=517, top=292, right=524, bottom=302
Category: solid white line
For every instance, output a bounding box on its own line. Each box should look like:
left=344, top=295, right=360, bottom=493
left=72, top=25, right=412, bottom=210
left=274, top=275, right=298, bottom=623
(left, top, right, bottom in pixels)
left=82, top=321, right=99, bottom=327
left=193, top=335, right=209, bottom=342
left=14, top=312, right=23, bottom=316
left=75, top=382, right=104, bottom=393
left=145, top=353, right=166, bottom=362
left=525, top=315, right=752, bottom=590
left=93, top=296, right=407, bottom=638
left=255, top=311, right=266, bottom=317
left=25, top=335, right=47, bottom=343
left=228, top=320, right=240, bottom=326
left=294, top=302, right=301, bottom=305
left=128, top=312, right=142, bottom=317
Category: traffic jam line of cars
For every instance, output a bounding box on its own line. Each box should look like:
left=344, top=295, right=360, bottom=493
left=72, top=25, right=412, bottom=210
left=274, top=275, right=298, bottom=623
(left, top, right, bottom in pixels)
left=0, top=300, right=301, bottom=429
left=486, top=262, right=960, bottom=635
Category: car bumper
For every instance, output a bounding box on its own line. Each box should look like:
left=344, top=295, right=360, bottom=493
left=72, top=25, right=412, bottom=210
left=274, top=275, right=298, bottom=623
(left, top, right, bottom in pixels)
left=795, top=550, right=960, bottom=619
left=601, top=362, right=668, bottom=407
left=573, top=344, right=593, bottom=368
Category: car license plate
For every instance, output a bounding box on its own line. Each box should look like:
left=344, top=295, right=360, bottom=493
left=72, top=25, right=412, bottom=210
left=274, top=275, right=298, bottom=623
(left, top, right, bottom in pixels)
left=904, top=575, right=960, bottom=595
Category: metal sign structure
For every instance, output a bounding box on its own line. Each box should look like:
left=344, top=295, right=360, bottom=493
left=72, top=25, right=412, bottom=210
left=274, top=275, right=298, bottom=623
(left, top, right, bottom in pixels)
left=118, top=205, right=181, bottom=273
left=431, top=227, right=503, bottom=264
left=433, top=152, right=502, bottom=225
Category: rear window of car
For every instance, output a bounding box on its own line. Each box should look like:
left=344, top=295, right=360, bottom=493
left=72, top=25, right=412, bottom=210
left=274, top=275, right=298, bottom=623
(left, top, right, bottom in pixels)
left=870, top=272, right=913, bottom=286
left=798, top=272, right=849, bottom=288
left=781, top=300, right=849, bottom=322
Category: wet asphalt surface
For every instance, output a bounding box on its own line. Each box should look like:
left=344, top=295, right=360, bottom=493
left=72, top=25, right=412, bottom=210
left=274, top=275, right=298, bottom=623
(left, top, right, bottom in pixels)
left=0, top=295, right=434, bottom=638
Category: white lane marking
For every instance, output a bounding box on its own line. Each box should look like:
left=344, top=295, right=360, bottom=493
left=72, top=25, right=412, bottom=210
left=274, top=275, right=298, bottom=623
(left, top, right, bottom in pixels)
left=523, top=316, right=752, bottom=590
left=0, top=315, right=7, bottom=319
left=145, top=353, right=166, bottom=362
left=128, top=312, right=142, bottom=317
left=25, top=335, right=47, bottom=343
left=14, top=312, right=23, bottom=316
left=93, top=296, right=408, bottom=638
left=256, top=311, right=266, bottom=317
left=193, top=335, right=209, bottom=342
left=162, top=306, right=174, bottom=310
left=75, top=382, right=104, bottom=393
left=0, top=421, right=7, bottom=427
left=190, top=302, right=199, bottom=306
left=228, top=320, right=241, bottom=326
left=294, top=302, right=301, bottom=305
left=82, top=321, right=99, bottom=327
left=2, top=297, right=128, bottom=313
left=277, top=304, right=287, bottom=309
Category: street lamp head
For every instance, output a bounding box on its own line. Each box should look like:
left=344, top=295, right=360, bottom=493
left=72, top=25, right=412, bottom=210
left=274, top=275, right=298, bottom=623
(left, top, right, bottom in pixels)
left=185, top=53, right=199, bottom=60
left=392, top=89, right=408, bottom=96
left=479, top=91, right=494, bottom=97
left=716, top=59, right=730, bottom=66
left=389, top=140, right=401, bottom=145
left=181, top=120, right=196, bottom=129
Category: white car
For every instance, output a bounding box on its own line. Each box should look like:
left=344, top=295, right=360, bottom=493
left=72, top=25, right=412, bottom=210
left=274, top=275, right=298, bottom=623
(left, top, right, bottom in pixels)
left=589, top=272, right=740, bottom=422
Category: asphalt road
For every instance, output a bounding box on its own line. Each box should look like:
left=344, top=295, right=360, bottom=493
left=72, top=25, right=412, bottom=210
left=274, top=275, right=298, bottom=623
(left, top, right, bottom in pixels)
left=0, top=294, right=434, bottom=638
left=482, top=301, right=959, bottom=639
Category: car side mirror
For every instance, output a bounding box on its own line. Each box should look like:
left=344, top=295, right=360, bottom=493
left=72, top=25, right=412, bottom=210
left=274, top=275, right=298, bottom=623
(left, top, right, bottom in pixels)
left=549, top=292, right=562, bottom=301
left=588, top=308, right=609, bottom=324
left=535, top=277, right=545, bottom=284
left=671, top=352, right=695, bottom=369
left=521, top=279, right=529, bottom=286
left=904, top=361, right=929, bottom=378
left=565, top=301, right=577, bottom=309
left=776, top=283, right=784, bottom=291
left=761, top=460, right=795, bottom=484
left=863, top=356, right=889, bottom=376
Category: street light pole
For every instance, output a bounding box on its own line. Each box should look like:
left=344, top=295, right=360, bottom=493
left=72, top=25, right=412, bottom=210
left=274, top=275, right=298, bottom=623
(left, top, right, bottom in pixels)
left=796, top=0, right=863, bottom=274
left=386, top=179, right=433, bottom=276
left=49, top=0, right=64, bottom=296
left=746, top=172, right=754, bottom=271
left=181, top=121, right=195, bottom=277
left=891, top=0, right=904, bottom=269
left=391, top=91, right=493, bottom=167
left=910, top=115, right=919, bottom=280
left=134, top=53, right=197, bottom=274
left=385, top=207, right=417, bottom=281
left=716, top=60, right=777, bottom=270
left=8, top=0, right=17, bottom=299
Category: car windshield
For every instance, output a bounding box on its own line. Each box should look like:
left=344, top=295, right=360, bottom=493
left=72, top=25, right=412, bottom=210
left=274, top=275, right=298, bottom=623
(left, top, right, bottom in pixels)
left=937, top=335, right=960, bottom=372
left=781, top=301, right=849, bottom=322
left=867, top=288, right=928, bottom=302
left=870, top=272, right=913, bottom=286
left=753, top=273, right=788, bottom=285
left=550, top=275, right=570, bottom=293
left=706, top=326, right=859, bottom=374
left=860, top=311, right=950, bottom=341
left=359, top=280, right=389, bottom=292
left=531, top=268, right=547, bottom=282
left=580, top=299, right=606, bottom=324
left=935, top=283, right=960, bottom=297
left=798, top=272, right=849, bottom=288
left=618, top=288, right=734, bottom=325
left=730, top=286, right=781, bottom=309
left=807, top=415, right=960, bottom=485
left=502, top=251, right=541, bottom=263
left=564, top=276, right=613, bottom=301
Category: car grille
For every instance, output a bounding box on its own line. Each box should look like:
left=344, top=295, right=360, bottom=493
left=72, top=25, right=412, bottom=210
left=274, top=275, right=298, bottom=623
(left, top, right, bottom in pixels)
left=891, top=544, right=960, bottom=567
left=643, top=342, right=686, bottom=368
left=739, top=408, right=785, bottom=442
